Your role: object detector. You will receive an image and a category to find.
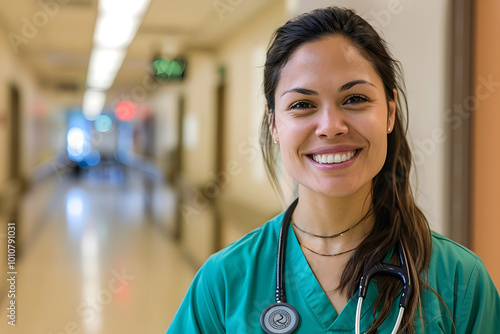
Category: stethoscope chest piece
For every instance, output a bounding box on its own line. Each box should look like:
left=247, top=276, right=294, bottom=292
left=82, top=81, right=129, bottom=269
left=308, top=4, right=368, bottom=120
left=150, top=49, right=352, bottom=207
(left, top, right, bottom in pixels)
left=260, top=302, right=299, bottom=334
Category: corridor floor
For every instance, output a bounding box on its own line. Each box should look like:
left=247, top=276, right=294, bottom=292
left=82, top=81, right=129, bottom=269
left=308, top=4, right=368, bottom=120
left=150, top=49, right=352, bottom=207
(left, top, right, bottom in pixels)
left=0, top=166, right=196, bottom=334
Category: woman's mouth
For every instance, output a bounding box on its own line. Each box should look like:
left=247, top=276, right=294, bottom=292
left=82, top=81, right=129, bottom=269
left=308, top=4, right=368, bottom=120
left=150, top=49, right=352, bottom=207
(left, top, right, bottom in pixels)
left=310, top=150, right=358, bottom=164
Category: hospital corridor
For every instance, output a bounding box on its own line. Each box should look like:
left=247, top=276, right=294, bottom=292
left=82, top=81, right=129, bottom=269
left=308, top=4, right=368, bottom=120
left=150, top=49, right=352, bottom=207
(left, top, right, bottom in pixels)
left=1, top=0, right=500, bottom=333
left=0, top=167, right=197, bottom=333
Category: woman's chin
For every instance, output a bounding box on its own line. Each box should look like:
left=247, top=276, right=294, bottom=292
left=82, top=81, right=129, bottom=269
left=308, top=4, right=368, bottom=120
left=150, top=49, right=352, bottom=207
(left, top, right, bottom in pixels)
left=298, top=180, right=372, bottom=199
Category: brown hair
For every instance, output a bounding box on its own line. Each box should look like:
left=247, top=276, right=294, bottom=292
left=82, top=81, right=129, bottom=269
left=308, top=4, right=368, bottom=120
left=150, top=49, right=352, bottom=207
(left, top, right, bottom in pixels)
left=260, top=7, right=433, bottom=333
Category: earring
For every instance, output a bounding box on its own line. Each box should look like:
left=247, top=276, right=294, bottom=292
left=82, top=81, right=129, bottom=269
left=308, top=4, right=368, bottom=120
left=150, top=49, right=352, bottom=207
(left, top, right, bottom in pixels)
left=274, top=138, right=279, bottom=144
left=387, top=126, right=391, bottom=132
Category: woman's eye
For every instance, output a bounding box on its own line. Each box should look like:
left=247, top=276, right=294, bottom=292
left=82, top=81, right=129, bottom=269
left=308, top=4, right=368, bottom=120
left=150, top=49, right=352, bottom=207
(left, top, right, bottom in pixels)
left=289, top=101, right=315, bottom=109
left=344, top=95, right=368, bottom=105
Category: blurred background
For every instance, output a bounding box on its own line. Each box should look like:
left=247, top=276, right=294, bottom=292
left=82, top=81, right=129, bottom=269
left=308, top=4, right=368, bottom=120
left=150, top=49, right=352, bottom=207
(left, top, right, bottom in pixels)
left=0, top=0, right=498, bottom=332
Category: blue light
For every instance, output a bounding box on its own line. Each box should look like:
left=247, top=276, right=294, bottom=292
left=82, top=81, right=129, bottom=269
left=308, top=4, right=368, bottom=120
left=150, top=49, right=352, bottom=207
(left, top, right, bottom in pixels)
left=85, top=150, right=101, bottom=167
left=67, top=127, right=90, bottom=161
left=94, top=115, right=113, bottom=133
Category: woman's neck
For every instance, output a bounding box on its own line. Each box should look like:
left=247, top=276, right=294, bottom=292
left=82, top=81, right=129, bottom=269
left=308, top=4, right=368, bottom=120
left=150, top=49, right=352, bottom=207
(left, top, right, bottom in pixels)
left=292, top=182, right=375, bottom=253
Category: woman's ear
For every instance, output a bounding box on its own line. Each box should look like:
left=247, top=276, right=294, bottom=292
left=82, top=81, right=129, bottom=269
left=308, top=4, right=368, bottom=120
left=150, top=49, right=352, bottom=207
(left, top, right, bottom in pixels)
left=267, top=104, right=279, bottom=142
left=387, top=89, right=397, bottom=133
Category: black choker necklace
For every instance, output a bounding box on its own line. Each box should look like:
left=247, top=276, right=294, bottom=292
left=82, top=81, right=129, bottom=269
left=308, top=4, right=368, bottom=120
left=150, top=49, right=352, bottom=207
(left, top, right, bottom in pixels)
left=291, top=218, right=363, bottom=238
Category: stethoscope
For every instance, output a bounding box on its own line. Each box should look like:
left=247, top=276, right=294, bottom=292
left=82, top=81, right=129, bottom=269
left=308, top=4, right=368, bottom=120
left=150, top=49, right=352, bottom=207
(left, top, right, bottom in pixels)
left=260, top=198, right=412, bottom=334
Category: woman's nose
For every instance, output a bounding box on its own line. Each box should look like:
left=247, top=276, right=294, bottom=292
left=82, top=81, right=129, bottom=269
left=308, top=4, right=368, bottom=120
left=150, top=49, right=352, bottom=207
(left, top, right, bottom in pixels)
left=314, top=107, right=348, bottom=138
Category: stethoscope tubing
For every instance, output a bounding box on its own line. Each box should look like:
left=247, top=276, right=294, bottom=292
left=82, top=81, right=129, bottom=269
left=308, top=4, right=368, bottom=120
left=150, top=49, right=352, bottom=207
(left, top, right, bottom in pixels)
left=260, top=199, right=299, bottom=334
left=355, top=297, right=405, bottom=334
left=275, top=198, right=299, bottom=303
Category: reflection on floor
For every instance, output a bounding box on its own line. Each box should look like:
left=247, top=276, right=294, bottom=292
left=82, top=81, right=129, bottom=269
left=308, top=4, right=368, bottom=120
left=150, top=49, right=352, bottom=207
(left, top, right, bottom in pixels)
left=0, top=165, right=196, bottom=334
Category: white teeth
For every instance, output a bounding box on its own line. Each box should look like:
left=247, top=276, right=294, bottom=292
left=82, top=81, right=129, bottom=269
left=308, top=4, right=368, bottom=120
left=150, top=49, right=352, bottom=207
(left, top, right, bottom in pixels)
left=312, top=151, right=356, bottom=164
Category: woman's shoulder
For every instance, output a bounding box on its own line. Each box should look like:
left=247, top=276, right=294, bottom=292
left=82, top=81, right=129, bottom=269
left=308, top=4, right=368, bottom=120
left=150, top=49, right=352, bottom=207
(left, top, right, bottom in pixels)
left=429, top=231, right=483, bottom=273
left=428, top=231, right=491, bottom=287
left=430, top=231, right=479, bottom=262
left=425, top=232, right=500, bottom=332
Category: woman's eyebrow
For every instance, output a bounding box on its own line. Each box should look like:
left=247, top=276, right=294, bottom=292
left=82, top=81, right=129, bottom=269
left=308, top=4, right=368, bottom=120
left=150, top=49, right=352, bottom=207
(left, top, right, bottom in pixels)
left=280, top=80, right=376, bottom=97
left=281, top=88, right=319, bottom=97
left=338, top=80, right=377, bottom=92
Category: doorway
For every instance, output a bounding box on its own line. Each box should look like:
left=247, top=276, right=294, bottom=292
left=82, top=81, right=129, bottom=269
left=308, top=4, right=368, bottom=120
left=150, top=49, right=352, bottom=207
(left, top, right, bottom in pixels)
left=8, top=84, right=21, bottom=182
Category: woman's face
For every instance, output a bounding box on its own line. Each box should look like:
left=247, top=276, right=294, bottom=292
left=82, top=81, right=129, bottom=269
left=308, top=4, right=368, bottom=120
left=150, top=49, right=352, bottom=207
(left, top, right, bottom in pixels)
left=272, top=36, right=396, bottom=199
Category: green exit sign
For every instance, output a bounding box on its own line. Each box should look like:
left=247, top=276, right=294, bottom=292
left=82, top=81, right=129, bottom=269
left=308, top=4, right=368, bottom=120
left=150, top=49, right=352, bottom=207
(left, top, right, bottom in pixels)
left=153, top=58, right=186, bottom=82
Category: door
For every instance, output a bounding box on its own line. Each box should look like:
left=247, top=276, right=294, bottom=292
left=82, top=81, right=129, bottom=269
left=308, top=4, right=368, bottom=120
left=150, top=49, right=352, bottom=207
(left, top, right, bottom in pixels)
left=471, top=0, right=500, bottom=288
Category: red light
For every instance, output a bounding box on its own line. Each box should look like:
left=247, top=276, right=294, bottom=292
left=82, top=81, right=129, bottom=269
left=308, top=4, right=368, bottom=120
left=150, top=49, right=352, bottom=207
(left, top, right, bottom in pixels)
left=115, top=101, right=136, bottom=121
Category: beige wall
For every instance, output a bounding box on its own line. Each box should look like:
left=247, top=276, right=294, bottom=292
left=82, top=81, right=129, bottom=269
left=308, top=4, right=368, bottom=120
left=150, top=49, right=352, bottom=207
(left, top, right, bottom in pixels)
left=147, top=53, right=219, bottom=263
left=0, top=25, right=46, bottom=187
left=149, top=85, right=182, bottom=162
left=181, top=51, right=218, bottom=186
left=472, top=0, right=500, bottom=288
left=144, top=2, right=289, bottom=260
left=217, top=0, right=287, bottom=216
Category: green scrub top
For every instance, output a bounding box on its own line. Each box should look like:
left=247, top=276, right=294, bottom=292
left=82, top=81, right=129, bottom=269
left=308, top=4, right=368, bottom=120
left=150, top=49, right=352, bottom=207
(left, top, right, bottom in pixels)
left=167, top=211, right=500, bottom=333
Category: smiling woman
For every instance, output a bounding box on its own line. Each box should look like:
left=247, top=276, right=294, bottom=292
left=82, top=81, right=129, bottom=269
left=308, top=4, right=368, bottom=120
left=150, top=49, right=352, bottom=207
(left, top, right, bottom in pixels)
left=166, top=7, right=500, bottom=334
left=271, top=36, right=395, bottom=200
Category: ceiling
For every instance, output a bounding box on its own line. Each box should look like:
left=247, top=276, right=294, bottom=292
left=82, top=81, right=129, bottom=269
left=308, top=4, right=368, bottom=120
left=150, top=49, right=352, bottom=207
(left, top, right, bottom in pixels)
left=0, top=0, right=278, bottom=106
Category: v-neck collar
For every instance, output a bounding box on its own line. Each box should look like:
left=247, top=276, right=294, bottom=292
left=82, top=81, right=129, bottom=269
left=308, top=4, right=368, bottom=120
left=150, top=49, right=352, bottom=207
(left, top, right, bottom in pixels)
left=285, top=220, right=388, bottom=332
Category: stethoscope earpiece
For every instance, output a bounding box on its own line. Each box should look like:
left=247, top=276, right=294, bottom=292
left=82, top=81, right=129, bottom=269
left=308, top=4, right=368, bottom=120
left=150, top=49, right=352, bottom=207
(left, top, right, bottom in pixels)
left=260, top=302, right=300, bottom=334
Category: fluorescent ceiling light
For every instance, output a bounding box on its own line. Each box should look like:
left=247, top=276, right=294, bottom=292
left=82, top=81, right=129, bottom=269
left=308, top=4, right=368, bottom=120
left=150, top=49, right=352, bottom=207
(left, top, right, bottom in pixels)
left=99, top=0, right=151, bottom=17
left=86, top=48, right=125, bottom=89
left=84, top=0, right=151, bottom=108
left=93, top=15, right=140, bottom=49
left=83, top=90, right=106, bottom=120
left=86, top=75, right=115, bottom=91
left=88, top=48, right=126, bottom=74
left=87, top=67, right=119, bottom=80
left=87, top=67, right=120, bottom=90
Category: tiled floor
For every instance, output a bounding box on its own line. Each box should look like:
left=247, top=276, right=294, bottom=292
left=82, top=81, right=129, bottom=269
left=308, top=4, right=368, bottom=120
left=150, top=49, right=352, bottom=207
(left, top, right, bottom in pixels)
left=0, top=166, right=196, bottom=334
